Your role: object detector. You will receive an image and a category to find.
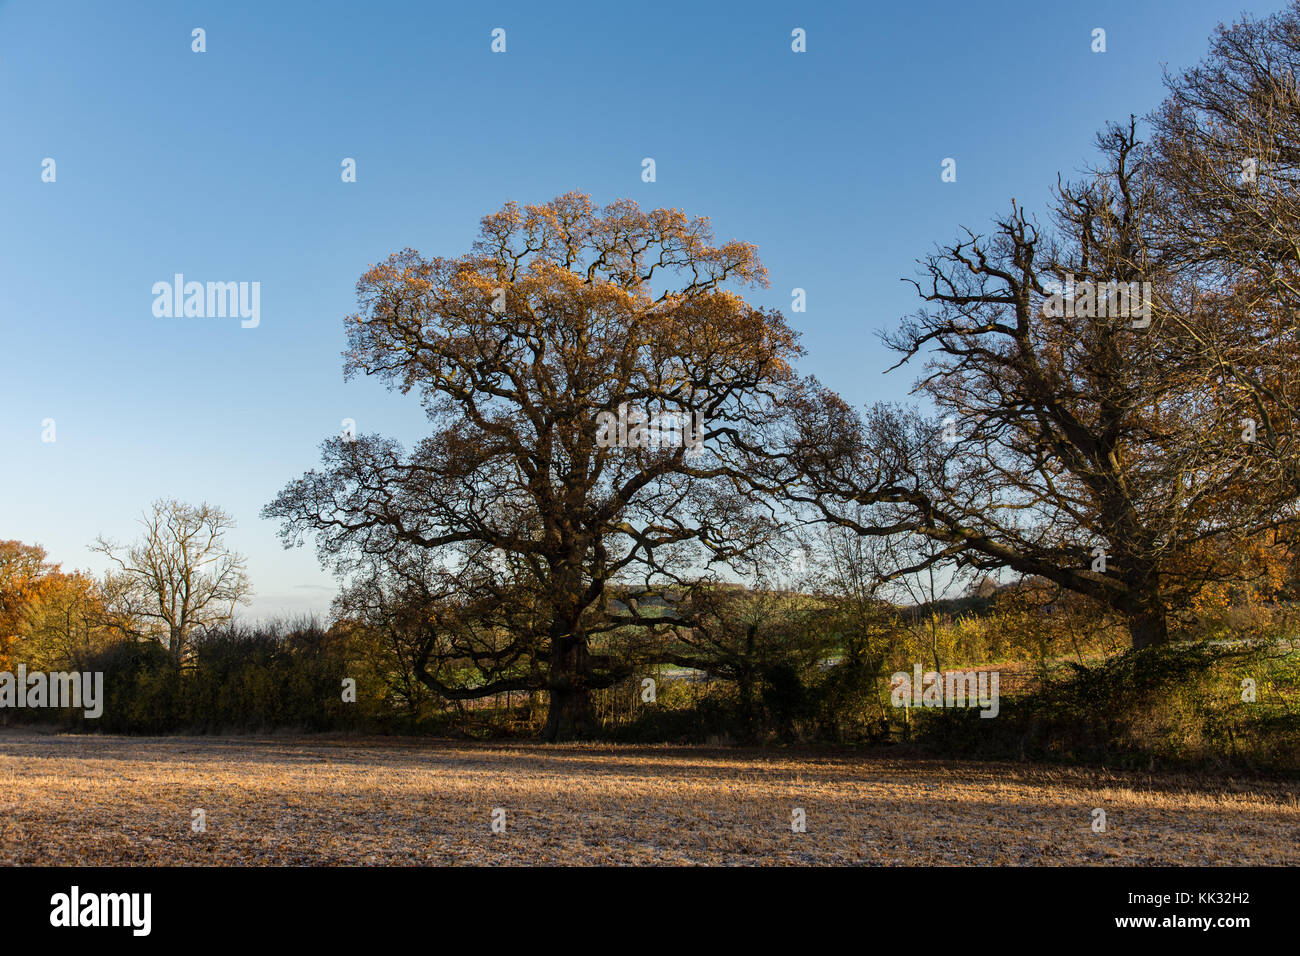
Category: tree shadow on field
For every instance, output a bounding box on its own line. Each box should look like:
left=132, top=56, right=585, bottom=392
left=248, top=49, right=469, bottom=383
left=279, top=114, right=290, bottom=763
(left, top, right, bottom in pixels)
left=1, top=732, right=1295, bottom=807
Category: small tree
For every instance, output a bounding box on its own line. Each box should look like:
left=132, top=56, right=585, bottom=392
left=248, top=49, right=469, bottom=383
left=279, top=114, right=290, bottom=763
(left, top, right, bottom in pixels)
left=93, top=499, right=251, bottom=662
left=13, top=570, right=113, bottom=671
left=660, top=584, right=832, bottom=742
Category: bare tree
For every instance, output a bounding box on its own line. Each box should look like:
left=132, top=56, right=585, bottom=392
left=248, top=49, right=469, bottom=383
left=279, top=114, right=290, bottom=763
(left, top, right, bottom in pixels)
left=792, top=124, right=1300, bottom=650
left=94, top=499, right=251, bottom=662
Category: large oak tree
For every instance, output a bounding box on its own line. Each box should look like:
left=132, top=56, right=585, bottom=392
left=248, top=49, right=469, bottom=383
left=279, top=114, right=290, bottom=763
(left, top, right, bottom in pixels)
left=266, top=193, right=803, bottom=740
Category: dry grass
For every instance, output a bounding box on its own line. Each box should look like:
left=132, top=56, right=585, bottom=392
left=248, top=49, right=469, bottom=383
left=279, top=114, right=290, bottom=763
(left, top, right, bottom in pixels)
left=1, top=729, right=1296, bottom=865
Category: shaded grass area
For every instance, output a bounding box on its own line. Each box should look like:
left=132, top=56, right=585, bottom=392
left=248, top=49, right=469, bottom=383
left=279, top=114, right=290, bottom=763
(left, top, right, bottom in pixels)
left=905, top=642, right=1300, bottom=775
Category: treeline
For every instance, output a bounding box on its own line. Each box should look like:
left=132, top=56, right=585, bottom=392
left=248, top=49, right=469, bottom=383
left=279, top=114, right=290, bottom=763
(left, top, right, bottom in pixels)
left=3, top=543, right=1297, bottom=772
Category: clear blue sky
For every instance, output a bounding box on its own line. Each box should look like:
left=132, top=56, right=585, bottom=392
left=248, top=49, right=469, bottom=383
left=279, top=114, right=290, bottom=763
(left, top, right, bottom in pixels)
left=0, top=0, right=1281, bottom=619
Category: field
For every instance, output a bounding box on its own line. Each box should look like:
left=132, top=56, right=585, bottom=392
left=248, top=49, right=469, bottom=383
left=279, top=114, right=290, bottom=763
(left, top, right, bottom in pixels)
left=1, top=729, right=1297, bottom=866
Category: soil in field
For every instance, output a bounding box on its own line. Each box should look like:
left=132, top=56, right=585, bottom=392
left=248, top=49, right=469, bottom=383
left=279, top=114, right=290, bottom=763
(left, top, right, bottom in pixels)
left=1, top=730, right=1296, bottom=865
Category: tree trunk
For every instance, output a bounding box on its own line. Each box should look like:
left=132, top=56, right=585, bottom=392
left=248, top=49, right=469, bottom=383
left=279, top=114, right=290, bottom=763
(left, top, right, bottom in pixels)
left=1127, top=603, right=1168, bottom=650
left=543, top=625, right=593, bottom=742
left=737, top=668, right=757, bottom=743
left=1122, top=561, right=1168, bottom=650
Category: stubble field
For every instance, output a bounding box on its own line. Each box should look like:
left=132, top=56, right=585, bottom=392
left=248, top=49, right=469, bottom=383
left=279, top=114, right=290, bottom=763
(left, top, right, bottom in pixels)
left=1, top=730, right=1296, bottom=865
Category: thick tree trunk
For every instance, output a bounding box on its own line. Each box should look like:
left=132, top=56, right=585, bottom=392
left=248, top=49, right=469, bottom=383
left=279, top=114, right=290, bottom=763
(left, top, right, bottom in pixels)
left=1121, top=559, right=1168, bottom=651
left=543, top=626, right=593, bottom=742
left=1127, top=603, right=1168, bottom=650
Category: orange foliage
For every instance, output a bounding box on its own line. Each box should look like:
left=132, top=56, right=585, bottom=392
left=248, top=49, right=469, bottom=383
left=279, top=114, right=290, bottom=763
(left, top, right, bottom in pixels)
left=0, top=540, right=58, bottom=670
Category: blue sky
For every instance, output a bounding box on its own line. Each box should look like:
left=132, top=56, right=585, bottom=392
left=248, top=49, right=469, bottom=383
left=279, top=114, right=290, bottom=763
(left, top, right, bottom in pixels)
left=0, top=0, right=1282, bottom=619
